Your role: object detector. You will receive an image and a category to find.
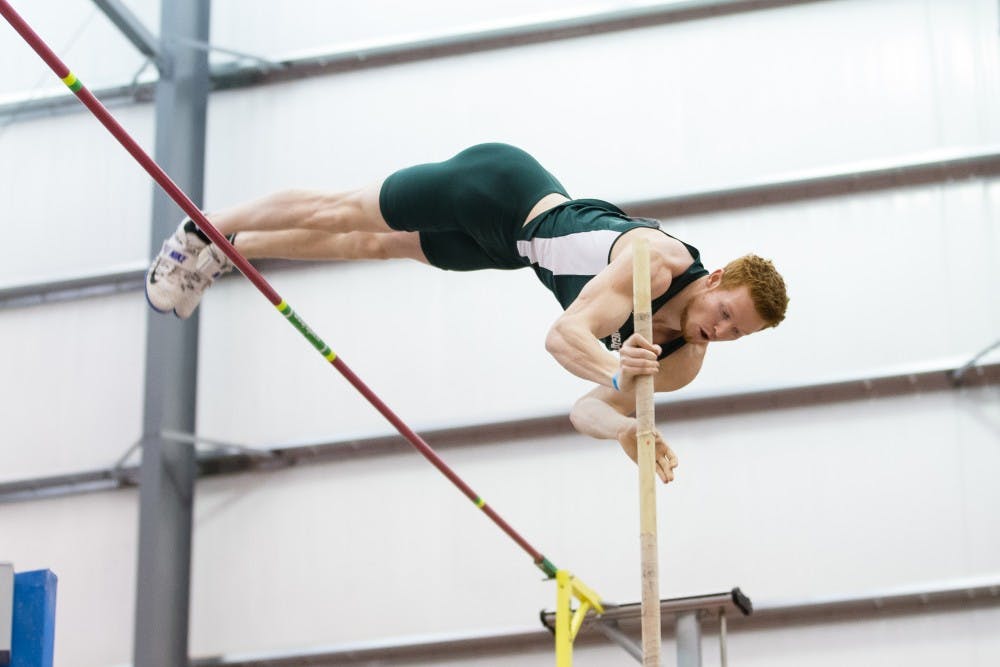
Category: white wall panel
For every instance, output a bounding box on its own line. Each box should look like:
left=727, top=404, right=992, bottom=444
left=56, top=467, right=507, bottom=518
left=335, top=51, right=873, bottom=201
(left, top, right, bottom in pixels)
left=0, top=390, right=994, bottom=665
left=4, top=0, right=997, bottom=284
left=729, top=609, right=1000, bottom=667
left=664, top=179, right=1000, bottom=392
left=389, top=608, right=1000, bottom=667
left=0, top=0, right=159, bottom=98
left=209, top=0, right=692, bottom=64
left=0, top=108, right=154, bottom=285
left=196, top=261, right=589, bottom=444
left=185, top=389, right=999, bottom=657
left=0, top=293, right=147, bottom=480
left=204, top=0, right=1000, bottom=210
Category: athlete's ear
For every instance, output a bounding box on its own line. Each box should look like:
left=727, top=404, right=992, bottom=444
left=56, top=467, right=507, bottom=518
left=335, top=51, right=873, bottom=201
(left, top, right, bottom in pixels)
left=705, top=268, right=724, bottom=288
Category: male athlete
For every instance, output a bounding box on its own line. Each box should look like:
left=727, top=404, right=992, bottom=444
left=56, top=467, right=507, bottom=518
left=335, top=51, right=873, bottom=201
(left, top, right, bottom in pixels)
left=145, top=143, right=788, bottom=485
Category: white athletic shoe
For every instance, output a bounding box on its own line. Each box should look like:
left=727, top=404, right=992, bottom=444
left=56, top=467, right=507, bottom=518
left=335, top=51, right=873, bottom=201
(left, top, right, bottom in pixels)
left=172, top=243, right=236, bottom=319
left=145, top=220, right=207, bottom=317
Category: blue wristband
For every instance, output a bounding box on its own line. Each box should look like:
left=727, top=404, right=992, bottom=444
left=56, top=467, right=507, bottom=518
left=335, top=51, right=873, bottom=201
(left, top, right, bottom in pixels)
left=611, top=371, right=620, bottom=391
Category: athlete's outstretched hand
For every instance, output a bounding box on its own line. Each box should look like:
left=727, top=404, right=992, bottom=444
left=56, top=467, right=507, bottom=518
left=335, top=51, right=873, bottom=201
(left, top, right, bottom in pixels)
left=616, top=418, right=678, bottom=484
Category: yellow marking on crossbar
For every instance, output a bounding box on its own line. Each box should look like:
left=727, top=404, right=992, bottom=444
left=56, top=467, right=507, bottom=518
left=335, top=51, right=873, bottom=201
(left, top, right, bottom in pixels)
left=475, top=498, right=486, bottom=508
left=61, top=73, right=78, bottom=87
left=324, top=349, right=337, bottom=362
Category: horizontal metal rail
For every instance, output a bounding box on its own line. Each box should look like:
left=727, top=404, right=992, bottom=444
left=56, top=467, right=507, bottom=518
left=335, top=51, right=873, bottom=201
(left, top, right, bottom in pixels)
left=0, top=264, right=146, bottom=309
left=625, top=147, right=1000, bottom=218
left=0, top=0, right=829, bottom=123
left=187, top=577, right=1000, bottom=666
left=1, top=360, right=995, bottom=504
left=0, top=259, right=295, bottom=310
left=3, top=147, right=999, bottom=310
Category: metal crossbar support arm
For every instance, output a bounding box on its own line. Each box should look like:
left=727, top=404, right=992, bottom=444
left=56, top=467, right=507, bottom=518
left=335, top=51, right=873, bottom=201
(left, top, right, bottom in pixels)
left=543, top=589, right=752, bottom=666
left=543, top=589, right=753, bottom=629
left=0, top=0, right=559, bottom=580
left=594, top=619, right=643, bottom=663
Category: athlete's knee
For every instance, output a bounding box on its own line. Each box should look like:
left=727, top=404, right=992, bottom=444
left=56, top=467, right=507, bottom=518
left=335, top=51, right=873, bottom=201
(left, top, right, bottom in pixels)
left=351, top=232, right=391, bottom=260
left=380, top=231, right=426, bottom=262
left=353, top=231, right=425, bottom=262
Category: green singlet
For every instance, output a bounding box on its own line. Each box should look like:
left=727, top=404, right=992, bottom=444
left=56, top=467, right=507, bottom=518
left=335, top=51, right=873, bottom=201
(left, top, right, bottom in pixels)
left=378, top=143, right=708, bottom=359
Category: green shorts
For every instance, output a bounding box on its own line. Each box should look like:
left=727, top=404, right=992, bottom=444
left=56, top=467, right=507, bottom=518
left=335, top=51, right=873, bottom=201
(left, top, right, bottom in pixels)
left=378, top=143, right=569, bottom=270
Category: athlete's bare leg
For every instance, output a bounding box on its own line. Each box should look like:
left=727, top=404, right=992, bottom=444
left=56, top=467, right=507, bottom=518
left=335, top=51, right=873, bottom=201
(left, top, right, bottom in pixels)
left=145, top=180, right=428, bottom=317
left=209, top=182, right=391, bottom=237
left=234, top=228, right=428, bottom=263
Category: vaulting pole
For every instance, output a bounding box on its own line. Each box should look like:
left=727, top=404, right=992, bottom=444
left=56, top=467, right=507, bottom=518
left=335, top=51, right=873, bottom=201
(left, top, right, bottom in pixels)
left=632, top=238, right=662, bottom=665
left=0, top=0, right=559, bottom=580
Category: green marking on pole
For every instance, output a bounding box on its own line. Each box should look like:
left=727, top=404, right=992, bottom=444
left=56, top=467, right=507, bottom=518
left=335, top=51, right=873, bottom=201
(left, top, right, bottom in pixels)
left=274, top=299, right=336, bottom=361
left=536, top=557, right=559, bottom=579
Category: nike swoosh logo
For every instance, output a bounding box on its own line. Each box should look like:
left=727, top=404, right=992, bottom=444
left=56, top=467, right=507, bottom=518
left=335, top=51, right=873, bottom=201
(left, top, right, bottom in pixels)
left=148, top=259, right=161, bottom=284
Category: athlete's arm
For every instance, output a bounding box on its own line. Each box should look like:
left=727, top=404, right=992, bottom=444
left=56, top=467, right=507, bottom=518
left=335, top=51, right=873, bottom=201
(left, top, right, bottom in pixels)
left=568, top=344, right=704, bottom=484
left=544, top=230, right=678, bottom=388
left=569, top=385, right=677, bottom=483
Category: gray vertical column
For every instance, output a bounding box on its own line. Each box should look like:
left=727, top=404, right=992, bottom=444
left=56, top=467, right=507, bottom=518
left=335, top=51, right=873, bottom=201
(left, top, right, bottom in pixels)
left=135, top=1, right=211, bottom=666
left=676, top=611, right=702, bottom=667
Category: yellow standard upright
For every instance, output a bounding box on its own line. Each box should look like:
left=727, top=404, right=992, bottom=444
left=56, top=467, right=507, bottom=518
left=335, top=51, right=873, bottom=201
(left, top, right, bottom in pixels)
left=632, top=239, right=662, bottom=665
left=554, top=570, right=604, bottom=666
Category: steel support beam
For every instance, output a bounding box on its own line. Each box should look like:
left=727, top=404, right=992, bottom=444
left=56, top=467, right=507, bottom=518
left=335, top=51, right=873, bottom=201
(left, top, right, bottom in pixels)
left=0, top=264, right=146, bottom=309
left=1, top=361, right=995, bottom=505
left=676, top=612, right=703, bottom=667
left=133, top=2, right=210, bottom=666
left=624, top=148, right=1000, bottom=219
left=0, top=0, right=831, bottom=123
left=90, top=0, right=162, bottom=67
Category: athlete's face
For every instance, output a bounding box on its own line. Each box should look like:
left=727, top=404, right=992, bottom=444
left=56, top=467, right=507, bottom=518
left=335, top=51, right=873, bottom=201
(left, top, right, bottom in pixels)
left=681, top=278, right=766, bottom=344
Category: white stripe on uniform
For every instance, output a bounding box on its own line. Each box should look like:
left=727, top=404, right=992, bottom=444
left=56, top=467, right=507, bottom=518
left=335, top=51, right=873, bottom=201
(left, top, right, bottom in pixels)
left=515, top=230, right=619, bottom=276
